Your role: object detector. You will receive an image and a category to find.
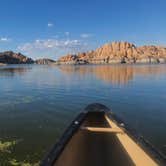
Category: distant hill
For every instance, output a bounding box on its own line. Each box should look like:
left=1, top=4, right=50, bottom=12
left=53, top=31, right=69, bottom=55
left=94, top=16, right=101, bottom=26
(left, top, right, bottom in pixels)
left=0, top=51, right=34, bottom=64
left=56, top=41, right=166, bottom=64
left=35, top=58, right=56, bottom=65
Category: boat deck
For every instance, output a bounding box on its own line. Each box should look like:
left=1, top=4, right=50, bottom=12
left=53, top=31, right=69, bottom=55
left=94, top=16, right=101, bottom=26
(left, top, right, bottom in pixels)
left=55, top=112, right=135, bottom=166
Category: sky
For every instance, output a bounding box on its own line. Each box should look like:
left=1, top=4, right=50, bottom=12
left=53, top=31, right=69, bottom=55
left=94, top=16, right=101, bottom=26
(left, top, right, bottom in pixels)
left=0, top=0, right=166, bottom=60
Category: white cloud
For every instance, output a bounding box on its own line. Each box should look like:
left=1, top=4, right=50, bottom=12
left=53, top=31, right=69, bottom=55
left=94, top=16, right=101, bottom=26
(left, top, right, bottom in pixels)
left=80, top=33, right=93, bottom=38
left=48, top=23, right=54, bottom=27
left=0, top=37, right=11, bottom=42
left=18, top=39, right=90, bottom=59
left=18, top=39, right=87, bottom=50
left=65, top=32, right=70, bottom=36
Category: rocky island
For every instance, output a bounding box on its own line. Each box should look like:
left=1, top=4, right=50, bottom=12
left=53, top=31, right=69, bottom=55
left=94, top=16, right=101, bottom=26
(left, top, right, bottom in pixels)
left=0, top=51, right=56, bottom=65
left=0, top=51, right=34, bottom=64
left=56, top=41, right=166, bottom=65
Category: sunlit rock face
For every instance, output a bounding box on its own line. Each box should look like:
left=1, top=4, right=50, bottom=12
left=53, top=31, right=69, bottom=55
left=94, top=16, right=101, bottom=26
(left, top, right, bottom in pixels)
left=57, top=41, right=166, bottom=64
left=158, top=58, right=166, bottom=63
left=0, top=51, right=34, bottom=64
left=57, top=54, right=78, bottom=64
left=57, top=54, right=88, bottom=64
left=137, top=45, right=166, bottom=63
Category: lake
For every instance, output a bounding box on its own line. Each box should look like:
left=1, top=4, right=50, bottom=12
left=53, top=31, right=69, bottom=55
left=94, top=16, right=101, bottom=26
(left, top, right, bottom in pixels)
left=0, top=64, right=166, bottom=165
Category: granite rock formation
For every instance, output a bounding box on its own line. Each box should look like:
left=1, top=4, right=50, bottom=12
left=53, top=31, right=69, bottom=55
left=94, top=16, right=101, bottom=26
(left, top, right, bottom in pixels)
left=57, top=42, right=166, bottom=64
left=0, top=51, right=34, bottom=64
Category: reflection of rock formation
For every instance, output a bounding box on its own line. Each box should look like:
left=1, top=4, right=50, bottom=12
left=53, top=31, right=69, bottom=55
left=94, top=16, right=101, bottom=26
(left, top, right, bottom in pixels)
left=94, top=66, right=133, bottom=85
left=59, top=65, right=166, bottom=85
left=132, top=65, right=166, bottom=77
left=0, top=67, right=32, bottom=77
left=59, top=66, right=93, bottom=76
left=59, top=65, right=133, bottom=85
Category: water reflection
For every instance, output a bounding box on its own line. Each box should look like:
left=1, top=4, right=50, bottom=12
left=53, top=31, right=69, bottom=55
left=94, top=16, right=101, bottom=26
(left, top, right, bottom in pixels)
left=59, top=65, right=166, bottom=85
left=0, top=64, right=166, bottom=164
left=0, top=66, right=32, bottom=77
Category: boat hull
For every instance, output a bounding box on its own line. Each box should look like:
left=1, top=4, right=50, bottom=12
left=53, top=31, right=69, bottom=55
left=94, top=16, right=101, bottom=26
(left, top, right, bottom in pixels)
left=41, top=103, right=166, bottom=166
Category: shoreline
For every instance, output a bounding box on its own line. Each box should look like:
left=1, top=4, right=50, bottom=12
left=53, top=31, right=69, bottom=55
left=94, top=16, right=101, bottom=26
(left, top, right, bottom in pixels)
left=1, top=62, right=166, bottom=67
left=0, top=63, right=7, bottom=66
left=53, top=61, right=166, bottom=66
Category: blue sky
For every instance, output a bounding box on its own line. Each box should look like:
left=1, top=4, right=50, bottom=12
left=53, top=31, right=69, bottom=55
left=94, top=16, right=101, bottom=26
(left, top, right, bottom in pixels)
left=0, top=0, right=166, bottom=60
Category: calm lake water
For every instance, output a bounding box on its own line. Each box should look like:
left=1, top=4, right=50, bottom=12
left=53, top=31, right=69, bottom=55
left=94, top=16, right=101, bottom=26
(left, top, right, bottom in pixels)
left=0, top=64, right=166, bottom=165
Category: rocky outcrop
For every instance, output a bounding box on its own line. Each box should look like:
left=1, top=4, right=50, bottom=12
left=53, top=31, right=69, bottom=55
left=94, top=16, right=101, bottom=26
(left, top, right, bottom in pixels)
left=57, top=42, right=166, bottom=64
left=137, top=45, right=166, bottom=63
left=35, top=58, right=55, bottom=65
left=0, top=51, right=34, bottom=64
left=56, top=54, right=88, bottom=65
